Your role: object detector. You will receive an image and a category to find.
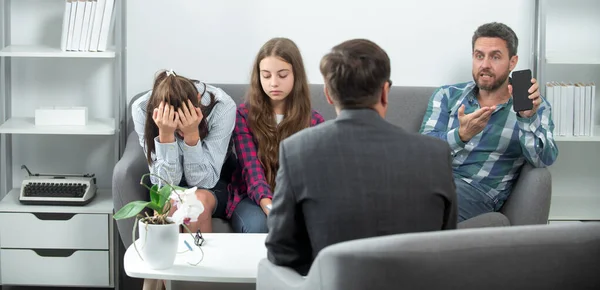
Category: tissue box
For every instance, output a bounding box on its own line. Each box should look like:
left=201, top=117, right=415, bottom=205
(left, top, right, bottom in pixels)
left=35, top=107, right=88, bottom=126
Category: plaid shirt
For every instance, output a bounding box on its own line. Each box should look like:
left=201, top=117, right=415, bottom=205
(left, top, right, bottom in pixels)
left=226, top=103, right=324, bottom=218
left=419, top=81, right=558, bottom=201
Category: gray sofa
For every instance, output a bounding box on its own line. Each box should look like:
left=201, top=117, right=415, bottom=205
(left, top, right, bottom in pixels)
left=257, top=222, right=600, bottom=290
left=113, top=84, right=551, bottom=247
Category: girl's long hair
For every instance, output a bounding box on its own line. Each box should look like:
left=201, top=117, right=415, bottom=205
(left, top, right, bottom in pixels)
left=246, top=38, right=312, bottom=190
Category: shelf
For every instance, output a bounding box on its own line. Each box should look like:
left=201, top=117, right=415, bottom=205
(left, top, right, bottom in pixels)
left=0, top=117, right=116, bottom=135
left=0, top=45, right=116, bottom=58
left=555, top=126, right=600, bottom=142
left=545, top=53, right=600, bottom=65
left=0, top=188, right=114, bottom=214
left=548, top=194, right=600, bottom=221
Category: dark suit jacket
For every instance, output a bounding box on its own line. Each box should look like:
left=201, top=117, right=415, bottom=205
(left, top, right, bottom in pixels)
left=265, top=108, right=457, bottom=275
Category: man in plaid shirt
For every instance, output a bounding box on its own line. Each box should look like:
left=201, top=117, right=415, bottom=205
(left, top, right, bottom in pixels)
left=419, top=22, right=559, bottom=222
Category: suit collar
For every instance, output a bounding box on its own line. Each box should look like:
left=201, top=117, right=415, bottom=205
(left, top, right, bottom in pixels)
left=337, top=108, right=383, bottom=121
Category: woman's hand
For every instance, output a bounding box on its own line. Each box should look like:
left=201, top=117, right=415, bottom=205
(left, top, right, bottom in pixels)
left=260, top=198, right=272, bottom=216
left=153, top=101, right=179, bottom=143
left=178, top=99, right=203, bottom=135
left=178, top=99, right=203, bottom=146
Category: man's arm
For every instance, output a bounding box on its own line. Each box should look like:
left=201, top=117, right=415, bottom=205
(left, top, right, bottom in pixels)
left=516, top=97, right=559, bottom=167
left=265, top=141, right=312, bottom=275
left=419, top=88, right=466, bottom=155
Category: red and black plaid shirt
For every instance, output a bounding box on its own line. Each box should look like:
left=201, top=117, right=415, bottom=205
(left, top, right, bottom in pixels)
left=226, top=103, right=325, bottom=218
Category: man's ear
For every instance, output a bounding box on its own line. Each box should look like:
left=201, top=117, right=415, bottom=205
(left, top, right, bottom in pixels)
left=381, top=82, right=389, bottom=107
left=324, top=85, right=334, bottom=105
left=509, top=55, right=518, bottom=71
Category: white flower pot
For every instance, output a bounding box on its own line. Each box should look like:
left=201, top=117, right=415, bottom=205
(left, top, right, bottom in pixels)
left=137, top=218, right=179, bottom=270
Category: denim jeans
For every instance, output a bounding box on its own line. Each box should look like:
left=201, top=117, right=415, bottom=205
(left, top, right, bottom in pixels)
left=231, top=197, right=268, bottom=233
left=455, top=177, right=504, bottom=222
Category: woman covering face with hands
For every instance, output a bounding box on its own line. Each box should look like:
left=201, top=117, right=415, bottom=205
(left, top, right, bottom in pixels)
left=131, top=69, right=237, bottom=234
left=153, top=97, right=203, bottom=145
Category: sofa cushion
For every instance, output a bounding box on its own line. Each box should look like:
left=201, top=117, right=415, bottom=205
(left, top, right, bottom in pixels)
left=213, top=84, right=437, bottom=134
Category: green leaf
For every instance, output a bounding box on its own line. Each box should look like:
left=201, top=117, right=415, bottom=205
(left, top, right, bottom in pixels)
left=114, top=201, right=152, bottom=220
left=147, top=184, right=164, bottom=213
left=149, top=184, right=160, bottom=205
left=158, top=185, right=172, bottom=209
left=146, top=200, right=162, bottom=213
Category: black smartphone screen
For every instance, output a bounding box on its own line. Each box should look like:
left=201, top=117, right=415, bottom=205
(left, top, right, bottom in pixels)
left=511, top=69, right=533, bottom=112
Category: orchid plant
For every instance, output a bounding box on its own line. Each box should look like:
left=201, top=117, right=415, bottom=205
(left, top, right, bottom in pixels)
left=112, top=173, right=205, bottom=265
left=113, top=173, right=204, bottom=233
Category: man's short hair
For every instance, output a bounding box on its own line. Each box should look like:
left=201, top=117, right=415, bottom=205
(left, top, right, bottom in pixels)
left=472, top=22, right=519, bottom=57
left=319, top=39, right=391, bottom=109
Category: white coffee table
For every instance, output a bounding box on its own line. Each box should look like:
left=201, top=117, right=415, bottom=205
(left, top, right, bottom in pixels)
left=124, top=233, right=267, bottom=284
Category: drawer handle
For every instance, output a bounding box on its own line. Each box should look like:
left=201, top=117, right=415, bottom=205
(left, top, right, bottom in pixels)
left=32, top=249, right=77, bottom=257
left=32, top=213, right=76, bottom=221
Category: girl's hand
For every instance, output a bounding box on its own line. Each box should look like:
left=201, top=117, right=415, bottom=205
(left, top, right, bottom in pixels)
left=153, top=101, right=179, bottom=143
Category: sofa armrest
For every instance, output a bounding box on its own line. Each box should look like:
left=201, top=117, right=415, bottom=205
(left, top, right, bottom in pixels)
left=500, top=163, right=552, bottom=225
left=113, top=131, right=150, bottom=248
left=257, top=259, right=309, bottom=290
left=458, top=212, right=511, bottom=229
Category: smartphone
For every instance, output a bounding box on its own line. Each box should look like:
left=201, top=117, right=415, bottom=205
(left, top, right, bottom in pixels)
left=511, top=69, right=533, bottom=112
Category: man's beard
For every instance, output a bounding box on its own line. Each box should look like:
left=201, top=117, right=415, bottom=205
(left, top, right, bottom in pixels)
left=473, top=69, right=509, bottom=92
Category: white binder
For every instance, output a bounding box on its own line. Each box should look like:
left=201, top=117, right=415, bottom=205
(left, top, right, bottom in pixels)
left=71, top=0, right=86, bottom=52
left=89, top=0, right=106, bottom=52
left=66, top=0, right=79, bottom=51
left=79, top=0, right=93, bottom=51
left=574, top=84, right=581, bottom=136
left=546, top=83, right=555, bottom=130
left=591, top=83, right=597, bottom=136
left=96, top=0, right=115, bottom=52
left=60, top=0, right=73, bottom=51
left=83, top=0, right=98, bottom=52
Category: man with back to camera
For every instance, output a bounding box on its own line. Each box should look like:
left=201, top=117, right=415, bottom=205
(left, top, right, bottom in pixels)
left=264, top=38, right=458, bottom=275
left=419, top=22, right=558, bottom=222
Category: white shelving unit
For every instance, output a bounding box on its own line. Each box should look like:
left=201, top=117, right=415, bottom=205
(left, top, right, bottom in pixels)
left=0, top=0, right=125, bottom=288
left=0, top=117, right=116, bottom=135
left=0, top=44, right=116, bottom=58
left=536, top=0, right=600, bottom=222
left=549, top=194, right=600, bottom=221
left=554, top=126, right=600, bottom=142
left=545, top=53, right=600, bottom=65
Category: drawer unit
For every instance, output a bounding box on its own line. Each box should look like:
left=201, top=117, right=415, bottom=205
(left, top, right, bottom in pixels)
left=0, top=212, right=109, bottom=249
left=0, top=248, right=109, bottom=287
left=0, top=190, right=116, bottom=288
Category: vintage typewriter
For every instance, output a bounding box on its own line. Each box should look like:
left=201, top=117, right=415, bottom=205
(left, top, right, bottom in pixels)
left=19, top=165, right=97, bottom=206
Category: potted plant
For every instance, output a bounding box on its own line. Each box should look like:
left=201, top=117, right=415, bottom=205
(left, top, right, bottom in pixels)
left=113, top=173, right=204, bottom=270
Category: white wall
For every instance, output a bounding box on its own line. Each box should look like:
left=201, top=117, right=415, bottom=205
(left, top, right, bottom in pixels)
left=3, top=0, right=537, bottom=189
left=126, top=0, right=536, bottom=101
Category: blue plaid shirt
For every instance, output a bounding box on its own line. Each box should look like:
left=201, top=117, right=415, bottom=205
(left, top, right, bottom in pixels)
left=419, top=81, right=559, bottom=201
